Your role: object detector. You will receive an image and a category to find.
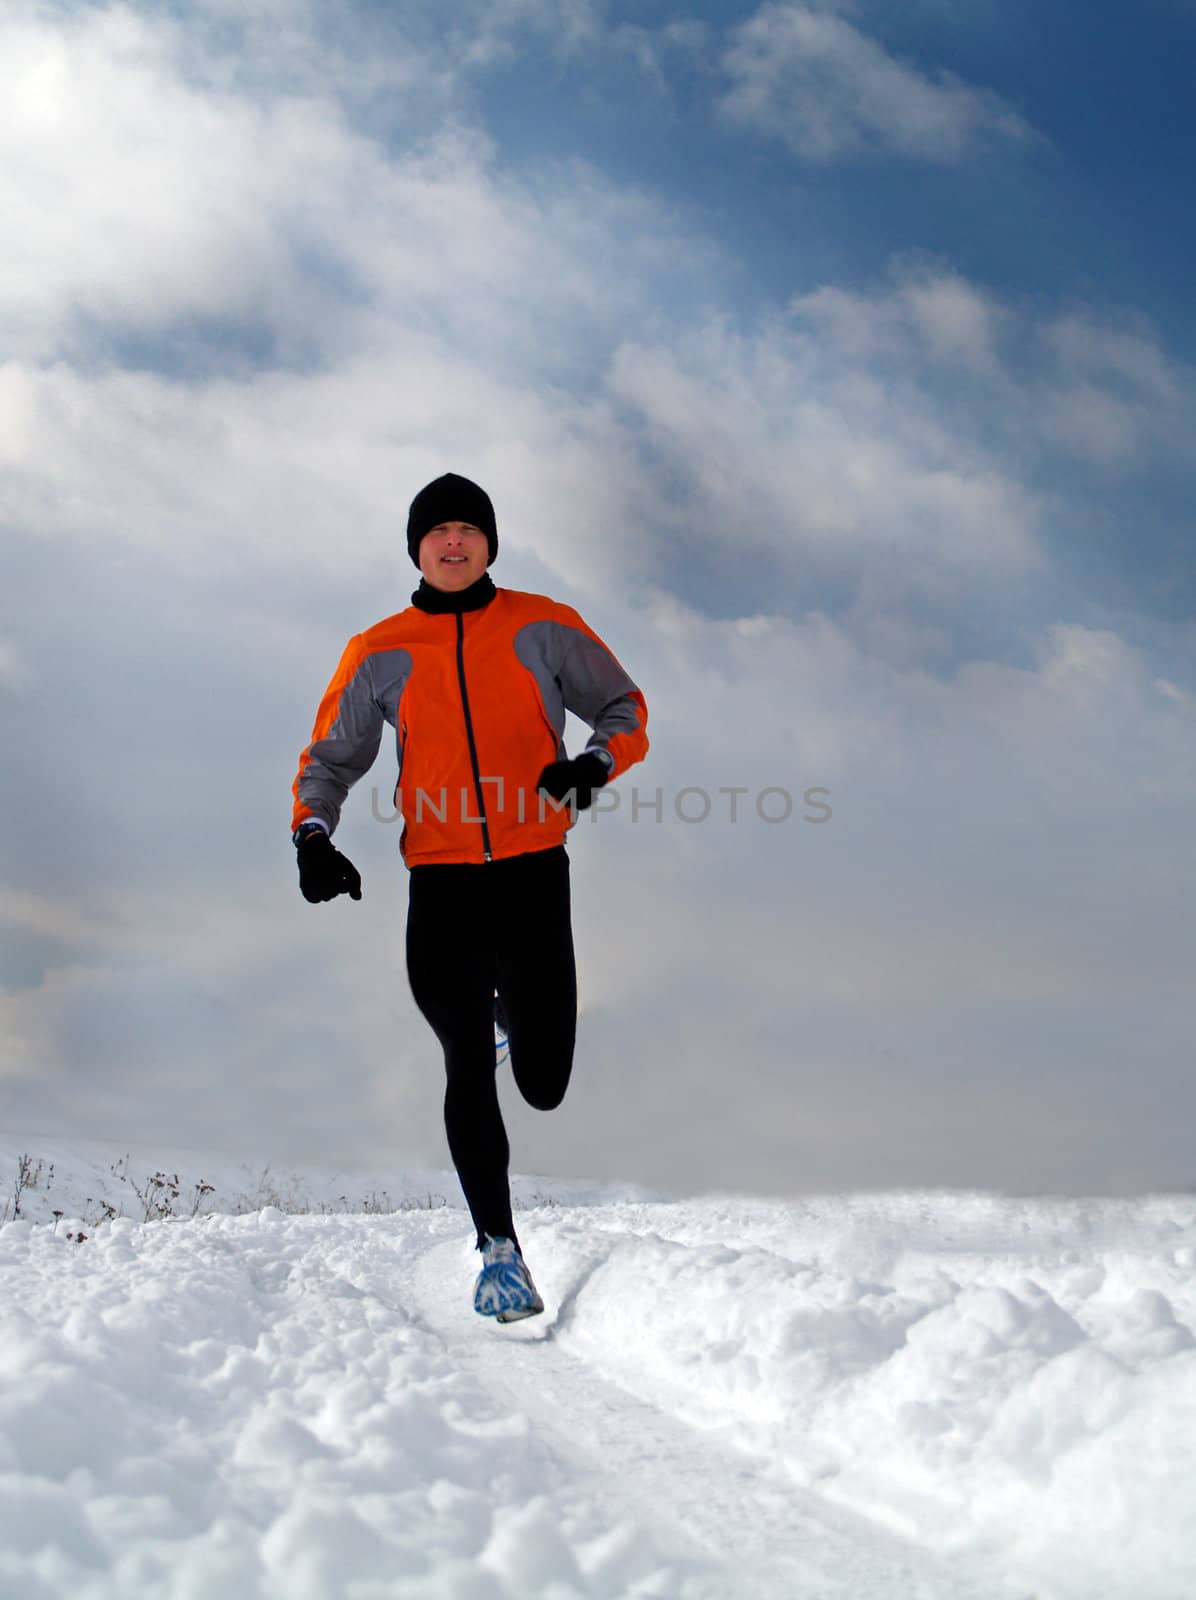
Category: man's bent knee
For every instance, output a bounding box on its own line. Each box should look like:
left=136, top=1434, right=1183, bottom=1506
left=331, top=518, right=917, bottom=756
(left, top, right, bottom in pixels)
left=521, top=1083, right=568, bottom=1112
left=512, top=1052, right=572, bottom=1111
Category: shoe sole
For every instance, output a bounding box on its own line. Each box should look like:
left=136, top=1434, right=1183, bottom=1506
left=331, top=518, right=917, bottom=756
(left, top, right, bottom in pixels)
left=495, top=1301, right=544, bottom=1323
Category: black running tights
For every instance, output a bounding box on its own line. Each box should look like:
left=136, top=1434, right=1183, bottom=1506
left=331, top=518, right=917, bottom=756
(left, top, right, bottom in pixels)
left=405, top=845, right=577, bottom=1249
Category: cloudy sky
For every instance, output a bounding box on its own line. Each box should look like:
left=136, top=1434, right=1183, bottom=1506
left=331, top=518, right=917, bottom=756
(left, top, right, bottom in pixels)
left=4, top=0, right=1195, bottom=1198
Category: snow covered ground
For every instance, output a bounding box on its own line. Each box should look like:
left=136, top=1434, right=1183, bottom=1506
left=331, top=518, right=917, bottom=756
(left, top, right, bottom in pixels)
left=1, top=1136, right=1193, bottom=1599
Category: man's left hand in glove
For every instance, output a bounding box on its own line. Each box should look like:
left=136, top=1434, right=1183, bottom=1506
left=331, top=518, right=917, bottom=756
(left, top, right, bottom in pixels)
left=535, top=751, right=612, bottom=813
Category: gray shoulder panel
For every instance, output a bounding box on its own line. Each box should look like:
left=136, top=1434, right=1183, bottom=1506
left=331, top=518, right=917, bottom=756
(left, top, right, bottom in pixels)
left=366, top=647, right=414, bottom=728
left=513, top=619, right=642, bottom=751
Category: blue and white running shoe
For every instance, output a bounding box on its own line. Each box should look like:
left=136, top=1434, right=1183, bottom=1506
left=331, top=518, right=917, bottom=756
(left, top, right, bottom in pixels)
left=494, top=994, right=510, bottom=1067
left=473, top=1235, right=544, bottom=1322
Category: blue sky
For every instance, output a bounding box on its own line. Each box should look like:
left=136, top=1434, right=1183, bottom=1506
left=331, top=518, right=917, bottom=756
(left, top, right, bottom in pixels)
left=2, top=0, right=1195, bottom=1196
left=458, top=0, right=1196, bottom=629
left=471, top=0, right=1196, bottom=331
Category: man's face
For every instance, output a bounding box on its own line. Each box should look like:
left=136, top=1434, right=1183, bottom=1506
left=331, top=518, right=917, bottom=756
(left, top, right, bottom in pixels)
left=418, top=522, right=490, bottom=592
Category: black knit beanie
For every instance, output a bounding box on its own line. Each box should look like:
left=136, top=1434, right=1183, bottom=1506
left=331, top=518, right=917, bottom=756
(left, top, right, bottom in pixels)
left=406, top=473, right=498, bottom=568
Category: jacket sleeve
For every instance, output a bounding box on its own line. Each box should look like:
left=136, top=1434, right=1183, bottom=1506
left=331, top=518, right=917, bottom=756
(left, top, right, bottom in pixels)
left=554, top=608, right=649, bottom=780
left=291, top=635, right=384, bottom=835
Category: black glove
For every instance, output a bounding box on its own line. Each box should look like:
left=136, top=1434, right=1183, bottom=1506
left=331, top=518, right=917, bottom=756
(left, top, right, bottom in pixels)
left=296, top=829, right=362, bottom=903
left=536, top=752, right=610, bottom=813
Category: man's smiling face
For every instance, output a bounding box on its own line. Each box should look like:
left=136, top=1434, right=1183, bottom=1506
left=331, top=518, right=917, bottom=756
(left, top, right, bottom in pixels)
left=418, top=521, right=490, bottom=592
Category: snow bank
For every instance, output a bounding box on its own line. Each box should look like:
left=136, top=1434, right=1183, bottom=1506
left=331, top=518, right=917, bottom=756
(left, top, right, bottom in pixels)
left=536, top=1191, right=1196, bottom=1599
left=0, top=1207, right=693, bottom=1600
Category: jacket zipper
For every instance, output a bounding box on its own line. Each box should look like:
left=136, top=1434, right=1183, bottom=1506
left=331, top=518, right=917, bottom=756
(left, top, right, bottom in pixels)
left=455, top=613, right=493, bottom=861
left=393, top=721, right=407, bottom=812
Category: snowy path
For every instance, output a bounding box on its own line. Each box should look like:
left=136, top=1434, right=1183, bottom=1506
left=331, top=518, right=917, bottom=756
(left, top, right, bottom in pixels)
left=1, top=1161, right=1194, bottom=1598
left=398, top=1227, right=1009, bottom=1600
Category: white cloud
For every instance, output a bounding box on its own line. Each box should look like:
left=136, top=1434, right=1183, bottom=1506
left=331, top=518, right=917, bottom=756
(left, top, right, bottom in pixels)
left=611, top=18, right=712, bottom=92
left=3, top=8, right=308, bottom=345
left=718, top=1, right=1032, bottom=163
left=0, top=4, right=726, bottom=595
left=791, top=268, right=1195, bottom=476
left=1039, top=382, right=1143, bottom=465
left=899, top=274, right=1006, bottom=372
left=2, top=5, right=696, bottom=371
left=608, top=313, right=1044, bottom=606
left=443, top=0, right=602, bottom=66
left=794, top=266, right=1007, bottom=372
left=1048, top=315, right=1181, bottom=401
left=1034, top=313, right=1192, bottom=465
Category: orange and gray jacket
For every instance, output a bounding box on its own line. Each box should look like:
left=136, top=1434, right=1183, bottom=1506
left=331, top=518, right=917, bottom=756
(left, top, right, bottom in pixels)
left=292, top=587, right=649, bottom=866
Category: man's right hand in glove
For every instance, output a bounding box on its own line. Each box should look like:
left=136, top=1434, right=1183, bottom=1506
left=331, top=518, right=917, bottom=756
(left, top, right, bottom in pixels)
left=294, top=823, right=362, bottom=903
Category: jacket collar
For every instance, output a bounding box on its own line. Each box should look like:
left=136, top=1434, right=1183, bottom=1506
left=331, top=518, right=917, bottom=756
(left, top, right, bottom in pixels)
left=410, top=574, right=497, bottom=615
